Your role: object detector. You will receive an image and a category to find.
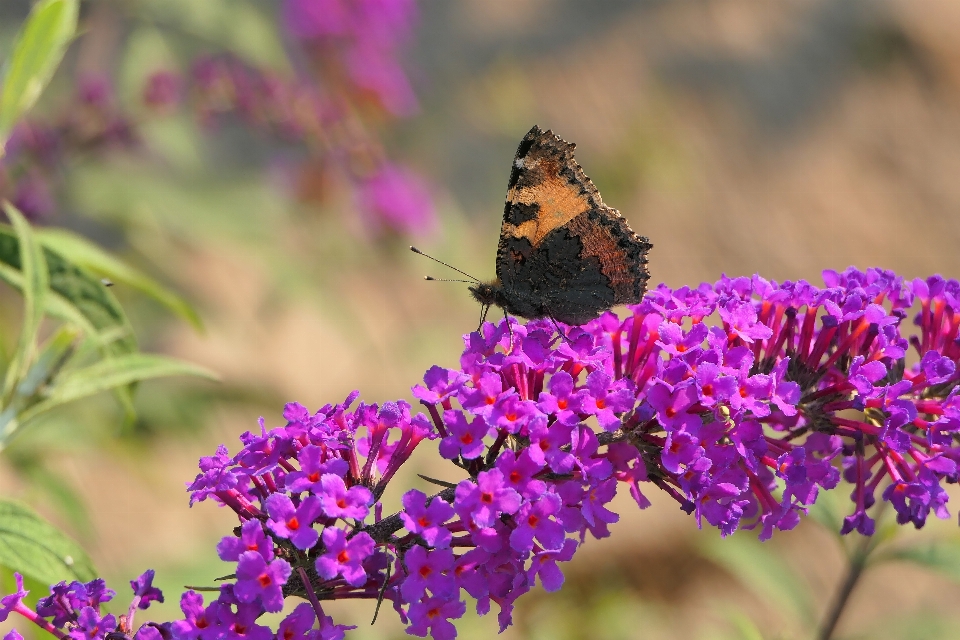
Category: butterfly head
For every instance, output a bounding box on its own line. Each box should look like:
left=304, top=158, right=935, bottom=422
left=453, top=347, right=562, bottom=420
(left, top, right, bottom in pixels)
left=468, top=279, right=507, bottom=309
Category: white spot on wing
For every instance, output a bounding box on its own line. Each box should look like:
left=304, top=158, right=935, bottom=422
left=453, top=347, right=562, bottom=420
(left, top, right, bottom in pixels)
left=514, top=157, right=525, bottom=169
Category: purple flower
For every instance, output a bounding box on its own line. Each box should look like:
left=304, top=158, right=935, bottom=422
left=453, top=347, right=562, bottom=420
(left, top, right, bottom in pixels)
left=356, top=163, right=435, bottom=237
left=143, top=71, right=182, bottom=109
left=406, top=596, right=466, bottom=640
left=580, top=478, right=620, bottom=538
left=169, top=591, right=218, bottom=640
left=276, top=603, right=318, bottom=640
left=646, top=380, right=699, bottom=431
left=188, top=445, right=237, bottom=505
left=657, top=320, right=707, bottom=357
left=528, top=539, right=578, bottom=592
left=400, top=546, right=456, bottom=602
left=400, top=490, right=456, bottom=548
left=177, top=265, right=960, bottom=636
left=509, top=492, right=565, bottom=553
left=12, top=172, right=55, bottom=220
left=317, top=474, right=373, bottom=520
left=69, top=606, right=116, bottom=640
left=130, top=570, right=164, bottom=609
left=218, top=519, right=273, bottom=562
left=35, top=579, right=114, bottom=628
left=461, top=373, right=513, bottom=418
left=438, top=411, right=488, bottom=460
left=282, top=0, right=350, bottom=39
left=537, top=370, right=582, bottom=426
left=315, top=528, right=375, bottom=586
left=840, top=510, right=876, bottom=536
left=576, top=371, right=635, bottom=430
left=719, top=299, right=773, bottom=343
left=496, top=449, right=547, bottom=499
left=0, top=573, right=26, bottom=622
left=77, top=74, right=113, bottom=108
left=921, top=350, right=955, bottom=384
left=490, top=395, right=542, bottom=435
left=265, top=494, right=322, bottom=550
left=234, top=551, right=291, bottom=613
left=527, top=421, right=575, bottom=474
left=285, top=445, right=349, bottom=494
left=218, top=602, right=273, bottom=640
left=455, top=469, right=522, bottom=529
left=661, top=429, right=703, bottom=474
left=413, top=366, right=468, bottom=404
left=695, top=362, right=738, bottom=407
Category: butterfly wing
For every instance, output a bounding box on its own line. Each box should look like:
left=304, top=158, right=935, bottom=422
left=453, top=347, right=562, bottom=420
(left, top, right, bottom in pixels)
left=496, top=126, right=652, bottom=324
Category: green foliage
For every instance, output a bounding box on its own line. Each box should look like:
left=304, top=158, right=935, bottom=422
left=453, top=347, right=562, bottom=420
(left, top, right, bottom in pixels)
left=0, top=0, right=78, bottom=147
left=2, top=204, right=48, bottom=408
left=17, top=353, right=217, bottom=427
left=36, top=228, right=204, bottom=331
left=0, top=499, right=96, bottom=585
left=0, top=218, right=136, bottom=356
left=0, top=205, right=216, bottom=450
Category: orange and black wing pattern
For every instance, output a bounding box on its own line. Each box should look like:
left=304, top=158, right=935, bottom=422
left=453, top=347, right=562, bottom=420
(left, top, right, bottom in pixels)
left=495, top=125, right=652, bottom=325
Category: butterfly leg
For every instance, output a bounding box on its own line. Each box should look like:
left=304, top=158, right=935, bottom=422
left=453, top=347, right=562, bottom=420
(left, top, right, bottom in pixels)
left=549, top=316, right=574, bottom=346
left=503, top=309, right=515, bottom=350
left=476, top=304, right=490, bottom=333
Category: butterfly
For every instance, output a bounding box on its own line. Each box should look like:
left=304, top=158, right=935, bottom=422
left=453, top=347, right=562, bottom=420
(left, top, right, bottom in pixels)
left=414, top=125, right=652, bottom=327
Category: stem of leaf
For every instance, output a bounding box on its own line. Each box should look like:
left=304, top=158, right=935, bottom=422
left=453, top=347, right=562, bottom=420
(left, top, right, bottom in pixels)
left=817, top=533, right=875, bottom=640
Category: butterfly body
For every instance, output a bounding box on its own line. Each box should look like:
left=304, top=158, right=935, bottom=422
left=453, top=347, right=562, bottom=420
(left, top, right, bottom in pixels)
left=476, top=125, right=652, bottom=326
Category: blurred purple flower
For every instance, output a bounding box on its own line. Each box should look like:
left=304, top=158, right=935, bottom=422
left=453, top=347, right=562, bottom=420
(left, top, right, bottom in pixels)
left=356, top=163, right=436, bottom=238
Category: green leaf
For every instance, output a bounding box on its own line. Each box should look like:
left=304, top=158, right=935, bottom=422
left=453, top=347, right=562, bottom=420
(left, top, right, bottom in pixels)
left=0, top=326, right=79, bottom=448
left=0, top=0, right=79, bottom=146
left=2, top=203, right=49, bottom=404
left=0, top=224, right=138, bottom=356
left=0, top=261, right=100, bottom=337
left=881, top=539, right=960, bottom=584
left=37, top=228, right=204, bottom=331
left=0, top=499, right=96, bottom=584
left=17, top=353, right=218, bottom=426
left=719, top=608, right=765, bottom=640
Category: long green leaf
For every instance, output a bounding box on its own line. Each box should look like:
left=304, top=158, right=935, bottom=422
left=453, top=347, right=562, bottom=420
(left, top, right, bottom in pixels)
left=0, top=326, right=78, bottom=448
left=0, top=261, right=99, bottom=339
left=0, top=0, right=79, bottom=146
left=2, top=203, right=49, bottom=404
left=0, top=499, right=96, bottom=584
left=0, top=224, right=138, bottom=357
left=37, top=228, right=204, bottom=331
left=17, top=353, right=218, bottom=426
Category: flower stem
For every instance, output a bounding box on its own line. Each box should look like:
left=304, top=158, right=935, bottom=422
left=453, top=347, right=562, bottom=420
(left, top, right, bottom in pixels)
left=817, top=534, right=875, bottom=640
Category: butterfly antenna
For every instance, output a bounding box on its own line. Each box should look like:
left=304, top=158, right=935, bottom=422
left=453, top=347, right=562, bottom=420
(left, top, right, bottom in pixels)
left=424, top=276, right=475, bottom=284
left=410, top=246, right=481, bottom=283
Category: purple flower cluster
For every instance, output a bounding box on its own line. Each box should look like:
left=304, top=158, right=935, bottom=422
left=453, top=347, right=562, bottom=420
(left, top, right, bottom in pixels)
left=0, top=570, right=164, bottom=640
left=174, top=267, right=960, bottom=637
left=180, top=50, right=436, bottom=239
left=281, top=0, right=419, bottom=117
left=184, top=396, right=434, bottom=638
left=2, top=3, right=435, bottom=240
left=1, top=75, right=137, bottom=221
left=9, top=267, right=960, bottom=640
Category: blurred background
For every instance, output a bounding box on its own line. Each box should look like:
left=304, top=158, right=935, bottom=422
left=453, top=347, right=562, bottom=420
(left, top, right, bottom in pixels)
left=4, top=0, right=960, bottom=638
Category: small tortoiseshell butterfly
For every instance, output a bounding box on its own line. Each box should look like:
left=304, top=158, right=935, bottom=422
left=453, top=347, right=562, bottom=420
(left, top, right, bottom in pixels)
left=414, top=125, right=652, bottom=327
